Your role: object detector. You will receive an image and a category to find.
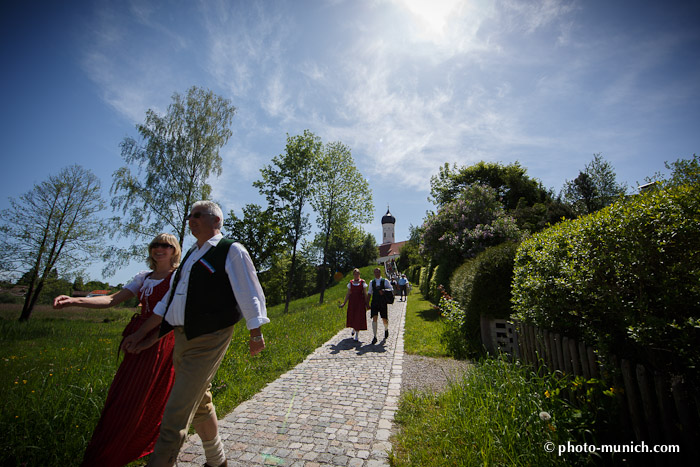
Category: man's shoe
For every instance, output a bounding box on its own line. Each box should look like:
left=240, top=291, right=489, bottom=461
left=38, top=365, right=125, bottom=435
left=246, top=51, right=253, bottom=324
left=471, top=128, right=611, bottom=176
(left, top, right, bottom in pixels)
left=371, top=337, right=377, bottom=345
left=385, top=330, right=389, bottom=339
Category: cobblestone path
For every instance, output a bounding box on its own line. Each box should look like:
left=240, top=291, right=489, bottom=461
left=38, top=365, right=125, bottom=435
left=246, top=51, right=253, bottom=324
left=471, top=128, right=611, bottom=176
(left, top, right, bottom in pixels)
left=176, top=299, right=407, bottom=466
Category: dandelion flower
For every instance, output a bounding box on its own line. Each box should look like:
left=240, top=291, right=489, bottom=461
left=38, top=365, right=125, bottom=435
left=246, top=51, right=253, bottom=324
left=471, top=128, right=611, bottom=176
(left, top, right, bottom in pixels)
left=539, top=411, right=552, bottom=422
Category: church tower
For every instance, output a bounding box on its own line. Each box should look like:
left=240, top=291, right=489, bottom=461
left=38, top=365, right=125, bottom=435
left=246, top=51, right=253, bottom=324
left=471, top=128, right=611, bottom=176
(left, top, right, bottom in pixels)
left=381, top=207, right=395, bottom=244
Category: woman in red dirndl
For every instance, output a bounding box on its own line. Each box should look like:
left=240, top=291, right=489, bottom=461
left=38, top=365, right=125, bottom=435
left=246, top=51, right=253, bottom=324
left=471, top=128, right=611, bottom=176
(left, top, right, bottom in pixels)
left=339, top=268, right=369, bottom=342
left=53, top=233, right=180, bottom=467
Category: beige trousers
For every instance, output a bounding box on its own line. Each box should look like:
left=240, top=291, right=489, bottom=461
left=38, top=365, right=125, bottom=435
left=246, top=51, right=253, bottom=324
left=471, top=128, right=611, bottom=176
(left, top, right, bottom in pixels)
left=150, top=325, right=234, bottom=465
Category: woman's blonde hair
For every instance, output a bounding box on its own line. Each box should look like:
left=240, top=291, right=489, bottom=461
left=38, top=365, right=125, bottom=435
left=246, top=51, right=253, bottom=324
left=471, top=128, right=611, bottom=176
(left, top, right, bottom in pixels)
left=147, top=233, right=181, bottom=270
left=353, top=268, right=361, bottom=275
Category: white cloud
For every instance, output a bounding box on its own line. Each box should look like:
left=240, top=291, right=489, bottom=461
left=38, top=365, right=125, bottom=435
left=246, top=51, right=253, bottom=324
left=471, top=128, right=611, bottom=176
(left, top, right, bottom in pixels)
left=80, top=1, right=191, bottom=123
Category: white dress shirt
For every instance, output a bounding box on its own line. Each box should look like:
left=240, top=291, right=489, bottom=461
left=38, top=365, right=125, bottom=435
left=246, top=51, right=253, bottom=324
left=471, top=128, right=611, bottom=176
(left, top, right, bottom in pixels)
left=152, top=234, right=269, bottom=330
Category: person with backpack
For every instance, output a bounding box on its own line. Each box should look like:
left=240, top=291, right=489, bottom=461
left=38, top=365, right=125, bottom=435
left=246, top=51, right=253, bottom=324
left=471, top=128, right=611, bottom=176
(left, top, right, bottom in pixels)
left=397, top=274, right=409, bottom=301
left=368, top=267, right=394, bottom=345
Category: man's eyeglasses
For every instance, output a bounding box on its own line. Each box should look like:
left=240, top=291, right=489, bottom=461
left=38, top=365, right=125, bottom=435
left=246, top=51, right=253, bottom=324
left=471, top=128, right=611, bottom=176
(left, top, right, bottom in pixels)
left=150, top=243, right=175, bottom=249
left=186, top=211, right=211, bottom=220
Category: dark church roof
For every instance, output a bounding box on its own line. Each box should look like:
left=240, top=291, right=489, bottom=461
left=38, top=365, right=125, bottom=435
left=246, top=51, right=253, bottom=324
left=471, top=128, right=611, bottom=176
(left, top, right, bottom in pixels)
left=378, top=241, right=406, bottom=258
left=381, top=207, right=395, bottom=224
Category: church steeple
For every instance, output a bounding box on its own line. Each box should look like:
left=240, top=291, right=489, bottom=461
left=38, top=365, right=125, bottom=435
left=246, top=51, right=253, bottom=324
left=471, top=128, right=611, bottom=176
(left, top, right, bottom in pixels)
left=381, top=206, right=395, bottom=244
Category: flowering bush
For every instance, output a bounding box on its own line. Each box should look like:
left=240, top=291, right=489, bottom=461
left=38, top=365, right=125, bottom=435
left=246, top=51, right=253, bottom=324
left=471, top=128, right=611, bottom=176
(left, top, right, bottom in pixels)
left=420, top=184, right=522, bottom=267
left=435, top=285, right=475, bottom=358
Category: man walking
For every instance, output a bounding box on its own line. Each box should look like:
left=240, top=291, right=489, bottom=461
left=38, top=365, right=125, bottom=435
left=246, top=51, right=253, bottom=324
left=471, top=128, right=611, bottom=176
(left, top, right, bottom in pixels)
left=397, top=274, right=409, bottom=301
left=368, top=267, right=393, bottom=345
left=122, top=200, right=269, bottom=467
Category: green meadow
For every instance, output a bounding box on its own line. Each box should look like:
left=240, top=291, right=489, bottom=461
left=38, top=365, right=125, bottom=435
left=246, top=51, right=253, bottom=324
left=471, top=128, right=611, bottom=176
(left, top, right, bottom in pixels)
left=0, top=265, right=377, bottom=466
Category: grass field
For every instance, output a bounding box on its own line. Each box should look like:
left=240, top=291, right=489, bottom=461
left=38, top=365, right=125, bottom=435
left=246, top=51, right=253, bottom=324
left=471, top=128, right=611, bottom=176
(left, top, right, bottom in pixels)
left=0, top=265, right=378, bottom=466
left=402, top=291, right=449, bottom=357
left=391, top=290, right=607, bottom=466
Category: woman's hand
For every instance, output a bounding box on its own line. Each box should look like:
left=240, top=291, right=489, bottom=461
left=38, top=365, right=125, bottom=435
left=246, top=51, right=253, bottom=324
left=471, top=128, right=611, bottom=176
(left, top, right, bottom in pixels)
left=53, top=295, right=73, bottom=309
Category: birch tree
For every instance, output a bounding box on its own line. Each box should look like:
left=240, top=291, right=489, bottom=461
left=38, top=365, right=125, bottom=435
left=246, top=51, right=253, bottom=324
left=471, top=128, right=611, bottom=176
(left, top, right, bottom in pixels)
left=0, top=165, right=106, bottom=321
left=107, top=86, right=236, bottom=274
left=310, top=141, right=372, bottom=303
left=254, top=130, right=322, bottom=313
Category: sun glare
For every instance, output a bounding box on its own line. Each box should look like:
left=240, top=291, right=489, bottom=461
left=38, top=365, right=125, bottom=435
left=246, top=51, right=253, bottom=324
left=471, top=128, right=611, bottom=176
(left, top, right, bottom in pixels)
left=398, top=0, right=461, bottom=38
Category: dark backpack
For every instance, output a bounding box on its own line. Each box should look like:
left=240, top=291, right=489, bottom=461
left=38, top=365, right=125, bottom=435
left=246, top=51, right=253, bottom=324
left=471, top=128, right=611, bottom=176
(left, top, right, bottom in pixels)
left=379, top=278, right=395, bottom=304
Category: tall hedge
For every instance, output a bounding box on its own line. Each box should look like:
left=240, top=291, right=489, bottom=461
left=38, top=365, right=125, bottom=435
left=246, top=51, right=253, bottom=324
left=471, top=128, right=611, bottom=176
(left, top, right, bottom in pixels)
left=512, top=183, right=700, bottom=379
left=419, top=265, right=431, bottom=296
left=445, top=242, right=519, bottom=357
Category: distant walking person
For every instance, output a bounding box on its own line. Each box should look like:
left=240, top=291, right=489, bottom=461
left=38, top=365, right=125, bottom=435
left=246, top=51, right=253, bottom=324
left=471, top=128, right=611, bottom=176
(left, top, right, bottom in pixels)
left=368, top=267, right=393, bottom=345
left=122, top=200, right=269, bottom=467
left=339, top=268, right=369, bottom=342
left=53, top=233, right=180, bottom=467
left=397, top=274, right=409, bottom=301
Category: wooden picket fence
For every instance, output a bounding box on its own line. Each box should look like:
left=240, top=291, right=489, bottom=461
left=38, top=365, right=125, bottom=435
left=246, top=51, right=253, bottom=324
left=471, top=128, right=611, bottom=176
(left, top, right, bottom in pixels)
left=492, top=320, right=699, bottom=453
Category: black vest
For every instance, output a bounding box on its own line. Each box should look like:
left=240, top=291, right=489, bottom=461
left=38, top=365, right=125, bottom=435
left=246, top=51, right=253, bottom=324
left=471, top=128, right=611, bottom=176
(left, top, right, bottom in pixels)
left=160, top=239, right=242, bottom=340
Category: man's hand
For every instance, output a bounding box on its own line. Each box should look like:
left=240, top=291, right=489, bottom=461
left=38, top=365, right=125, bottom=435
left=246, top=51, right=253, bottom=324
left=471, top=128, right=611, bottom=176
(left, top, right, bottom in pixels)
left=249, top=337, right=265, bottom=356
left=130, top=332, right=160, bottom=354
left=249, top=328, right=265, bottom=356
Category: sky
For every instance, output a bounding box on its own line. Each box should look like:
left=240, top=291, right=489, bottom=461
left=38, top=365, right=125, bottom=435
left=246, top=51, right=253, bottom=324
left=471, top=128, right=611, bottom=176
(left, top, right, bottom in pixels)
left=1, top=0, right=699, bottom=286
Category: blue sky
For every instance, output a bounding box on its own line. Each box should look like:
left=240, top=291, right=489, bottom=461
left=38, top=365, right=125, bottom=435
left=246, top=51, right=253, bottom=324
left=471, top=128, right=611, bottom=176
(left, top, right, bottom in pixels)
left=2, top=0, right=699, bottom=285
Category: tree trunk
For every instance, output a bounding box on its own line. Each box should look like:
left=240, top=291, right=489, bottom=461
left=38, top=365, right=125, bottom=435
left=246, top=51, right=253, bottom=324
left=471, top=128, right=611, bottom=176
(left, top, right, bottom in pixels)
left=19, top=279, right=44, bottom=322
left=318, top=221, right=332, bottom=304
left=284, top=245, right=297, bottom=314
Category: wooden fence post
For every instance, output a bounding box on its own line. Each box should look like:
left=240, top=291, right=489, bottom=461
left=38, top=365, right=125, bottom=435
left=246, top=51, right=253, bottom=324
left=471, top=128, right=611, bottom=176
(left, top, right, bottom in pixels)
left=562, top=336, right=572, bottom=374
left=587, top=346, right=599, bottom=379
left=653, top=371, right=678, bottom=445
left=578, top=341, right=589, bottom=379
left=569, top=338, right=581, bottom=377
left=636, top=364, right=661, bottom=446
left=620, top=359, right=646, bottom=442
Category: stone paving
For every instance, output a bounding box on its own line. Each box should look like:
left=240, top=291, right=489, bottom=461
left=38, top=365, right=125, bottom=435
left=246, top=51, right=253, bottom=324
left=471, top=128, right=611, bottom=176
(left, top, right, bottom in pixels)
left=176, top=298, right=407, bottom=466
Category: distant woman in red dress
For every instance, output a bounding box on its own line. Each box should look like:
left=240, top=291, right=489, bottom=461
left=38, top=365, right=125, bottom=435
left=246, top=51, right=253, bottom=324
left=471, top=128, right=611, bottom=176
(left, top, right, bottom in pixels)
left=53, top=233, right=180, bottom=467
left=339, top=268, right=369, bottom=342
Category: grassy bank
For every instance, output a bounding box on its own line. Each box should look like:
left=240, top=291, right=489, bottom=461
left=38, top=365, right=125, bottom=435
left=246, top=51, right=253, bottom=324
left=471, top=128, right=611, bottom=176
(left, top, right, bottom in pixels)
left=402, top=291, right=449, bottom=357
left=0, top=265, right=377, bottom=466
left=391, top=290, right=608, bottom=466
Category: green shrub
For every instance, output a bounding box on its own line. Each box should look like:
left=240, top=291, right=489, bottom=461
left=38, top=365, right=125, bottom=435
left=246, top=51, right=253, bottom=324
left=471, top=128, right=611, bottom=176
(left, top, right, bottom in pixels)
left=407, top=265, right=421, bottom=284
left=466, top=242, right=519, bottom=319
left=428, top=265, right=440, bottom=303
left=512, top=183, right=700, bottom=380
left=444, top=242, right=519, bottom=358
left=436, top=287, right=473, bottom=359
left=419, top=265, right=431, bottom=296
left=0, top=292, right=22, bottom=304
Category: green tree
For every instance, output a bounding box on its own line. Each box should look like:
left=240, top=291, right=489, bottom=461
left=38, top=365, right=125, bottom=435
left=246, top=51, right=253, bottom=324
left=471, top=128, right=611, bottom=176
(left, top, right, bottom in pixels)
left=561, top=153, right=627, bottom=215
left=254, top=130, right=322, bottom=313
left=72, top=275, right=85, bottom=292
left=650, top=153, right=700, bottom=188
left=429, top=161, right=548, bottom=209
left=108, top=86, right=236, bottom=273
left=396, top=225, right=424, bottom=271
left=0, top=165, right=106, bottom=321
left=313, top=227, right=377, bottom=282
left=223, top=204, right=284, bottom=271
left=310, top=141, right=373, bottom=303
left=421, top=184, right=522, bottom=272
left=429, top=161, right=571, bottom=231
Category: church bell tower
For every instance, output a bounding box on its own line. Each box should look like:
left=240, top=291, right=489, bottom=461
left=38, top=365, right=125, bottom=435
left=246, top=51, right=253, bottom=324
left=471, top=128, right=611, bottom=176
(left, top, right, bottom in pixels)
left=381, top=207, right=395, bottom=244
